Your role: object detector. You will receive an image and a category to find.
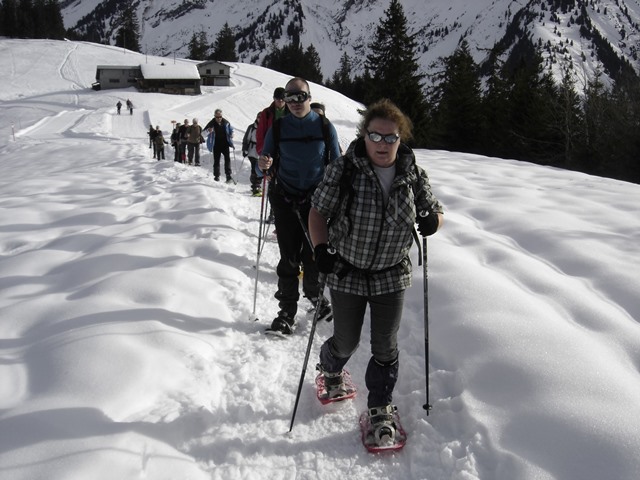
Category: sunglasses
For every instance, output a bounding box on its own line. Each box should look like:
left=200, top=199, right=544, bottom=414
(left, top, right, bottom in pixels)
left=366, top=131, right=400, bottom=144
left=283, top=91, right=310, bottom=104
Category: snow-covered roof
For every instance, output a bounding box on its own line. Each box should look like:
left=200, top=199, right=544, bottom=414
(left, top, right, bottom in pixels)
left=96, top=65, right=140, bottom=70
left=140, top=63, right=200, bottom=80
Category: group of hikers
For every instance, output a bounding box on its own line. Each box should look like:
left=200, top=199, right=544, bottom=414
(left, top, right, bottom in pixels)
left=141, top=76, right=445, bottom=448
left=116, top=99, right=133, bottom=115
left=148, top=111, right=236, bottom=182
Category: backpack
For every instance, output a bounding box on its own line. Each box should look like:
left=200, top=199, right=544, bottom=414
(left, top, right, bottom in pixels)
left=270, top=114, right=333, bottom=174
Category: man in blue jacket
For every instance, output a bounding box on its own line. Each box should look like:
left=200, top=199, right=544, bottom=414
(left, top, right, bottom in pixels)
left=205, top=109, right=235, bottom=182
left=258, top=77, right=342, bottom=335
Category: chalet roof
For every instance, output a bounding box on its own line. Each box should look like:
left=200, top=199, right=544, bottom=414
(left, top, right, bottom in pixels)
left=96, top=65, right=140, bottom=70
left=140, top=63, right=200, bottom=80
left=197, top=60, right=230, bottom=67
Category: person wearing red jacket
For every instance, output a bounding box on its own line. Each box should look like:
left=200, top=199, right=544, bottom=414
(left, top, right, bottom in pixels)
left=256, top=87, right=289, bottom=155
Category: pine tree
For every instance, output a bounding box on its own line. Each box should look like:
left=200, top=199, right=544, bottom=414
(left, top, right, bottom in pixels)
left=211, top=22, right=237, bottom=61
left=502, top=53, right=559, bottom=164
left=481, top=55, right=511, bottom=158
left=115, top=6, right=140, bottom=52
left=574, top=71, right=609, bottom=174
left=601, top=74, right=640, bottom=182
left=17, top=0, right=35, bottom=38
left=45, top=0, right=66, bottom=39
left=430, top=40, right=484, bottom=153
left=327, top=52, right=354, bottom=97
left=188, top=31, right=209, bottom=60
left=0, top=0, right=20, bottom=37
left=262, top=41, right=322, bottom=82
left=552, top=70, right=583, bottom=168
left=364, top=0, right=430, bottom=145
left=302, top=44, right=323, bottom=83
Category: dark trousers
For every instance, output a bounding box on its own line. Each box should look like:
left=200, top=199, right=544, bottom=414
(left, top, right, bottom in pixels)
left=320, top=289, right=404, bottom=407
left=268, top=190, right=320, bottom=317
left=248, top=156, right=262, bottom=191
left=213, top=147, right=231, bottom=178
left=156, top=146, right=165, bottom=159
left=187, top=143, right=200, bottom=164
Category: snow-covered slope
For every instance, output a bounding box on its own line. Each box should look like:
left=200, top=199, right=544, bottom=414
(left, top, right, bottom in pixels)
left=2, top=38, right=640, bottom=480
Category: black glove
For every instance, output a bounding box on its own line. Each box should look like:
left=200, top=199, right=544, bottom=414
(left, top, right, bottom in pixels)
left=314, top=243, right=338, bottom=274
left=417, top=210, right=439, bottom=237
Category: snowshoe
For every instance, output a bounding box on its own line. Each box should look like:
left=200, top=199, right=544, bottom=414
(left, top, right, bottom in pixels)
left=359, top=405, right=407, bottom=452
left=315, top=365, right=357, bottom=404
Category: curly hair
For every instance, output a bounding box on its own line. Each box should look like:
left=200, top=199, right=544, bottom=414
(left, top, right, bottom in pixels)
left=358, top=98, right=414, bottom=142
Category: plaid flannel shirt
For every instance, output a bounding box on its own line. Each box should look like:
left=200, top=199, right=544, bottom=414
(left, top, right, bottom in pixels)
left=311, top=139, right=443, bottom=296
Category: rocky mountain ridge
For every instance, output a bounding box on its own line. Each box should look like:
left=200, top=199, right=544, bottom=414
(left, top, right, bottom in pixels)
left=62, top=0, right=640, bottom=88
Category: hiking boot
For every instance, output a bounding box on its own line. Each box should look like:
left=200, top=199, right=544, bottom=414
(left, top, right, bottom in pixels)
left=317, top=364, right=348, bottom=399
left=214, top=176, right=220, bottom=181
left=226, top=176, right=234, bottom=184
left=268, top=311, right=295, bottom=335
left=368, top=405, right=397, bottom=446
left=311, top=296, right=333, bottom=322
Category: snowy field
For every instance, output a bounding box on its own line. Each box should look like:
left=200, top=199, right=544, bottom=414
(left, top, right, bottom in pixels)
left=1, top=39, right=639, bottom=480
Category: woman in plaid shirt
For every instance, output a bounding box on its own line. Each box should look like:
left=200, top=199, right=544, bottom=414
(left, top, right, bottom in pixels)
left=309, top=98, right=443, bottom=443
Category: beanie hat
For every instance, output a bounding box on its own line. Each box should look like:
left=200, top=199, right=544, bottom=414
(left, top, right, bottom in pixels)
left=273, top=87, right=285, bottom=99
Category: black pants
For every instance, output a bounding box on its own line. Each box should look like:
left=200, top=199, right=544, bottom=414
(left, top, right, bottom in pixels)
left=248, top=156, right=262, bottom=191
left=213, top=147, right=231, bottom=178
left=268, top=189, right=320, bottom=317
left=187, top=143, right=200, bottom=164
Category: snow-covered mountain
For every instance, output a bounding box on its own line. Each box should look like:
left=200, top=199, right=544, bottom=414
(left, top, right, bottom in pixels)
left=62, top=0, right=640, bottom=89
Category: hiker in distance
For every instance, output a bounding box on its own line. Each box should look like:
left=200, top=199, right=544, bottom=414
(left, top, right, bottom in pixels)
left=205, top=109, right=235, bottom=182
left=258, top=77, right=342, bottom=336
left=308, top=98, right=444, bottom=440
left=186, top=118, right=203, bottom=166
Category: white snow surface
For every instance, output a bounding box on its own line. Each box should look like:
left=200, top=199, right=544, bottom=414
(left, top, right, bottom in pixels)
left=1, top=39, right=640, bottom=480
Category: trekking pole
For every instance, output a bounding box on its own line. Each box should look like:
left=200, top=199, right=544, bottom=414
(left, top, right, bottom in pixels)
left=294, top=207, right=314, bottom=251
left=422, top=236, right=432, bottom=415
left=290, top=273, right=327, bottom=432
left=230, top=148, right=238, bottom=185
left=251, top=176, right=270, bottom=321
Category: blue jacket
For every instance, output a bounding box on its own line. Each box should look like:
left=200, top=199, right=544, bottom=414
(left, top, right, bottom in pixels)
left=205, top=118, right=234, bottom=152
left=260, top=111, right=341, bottom=196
